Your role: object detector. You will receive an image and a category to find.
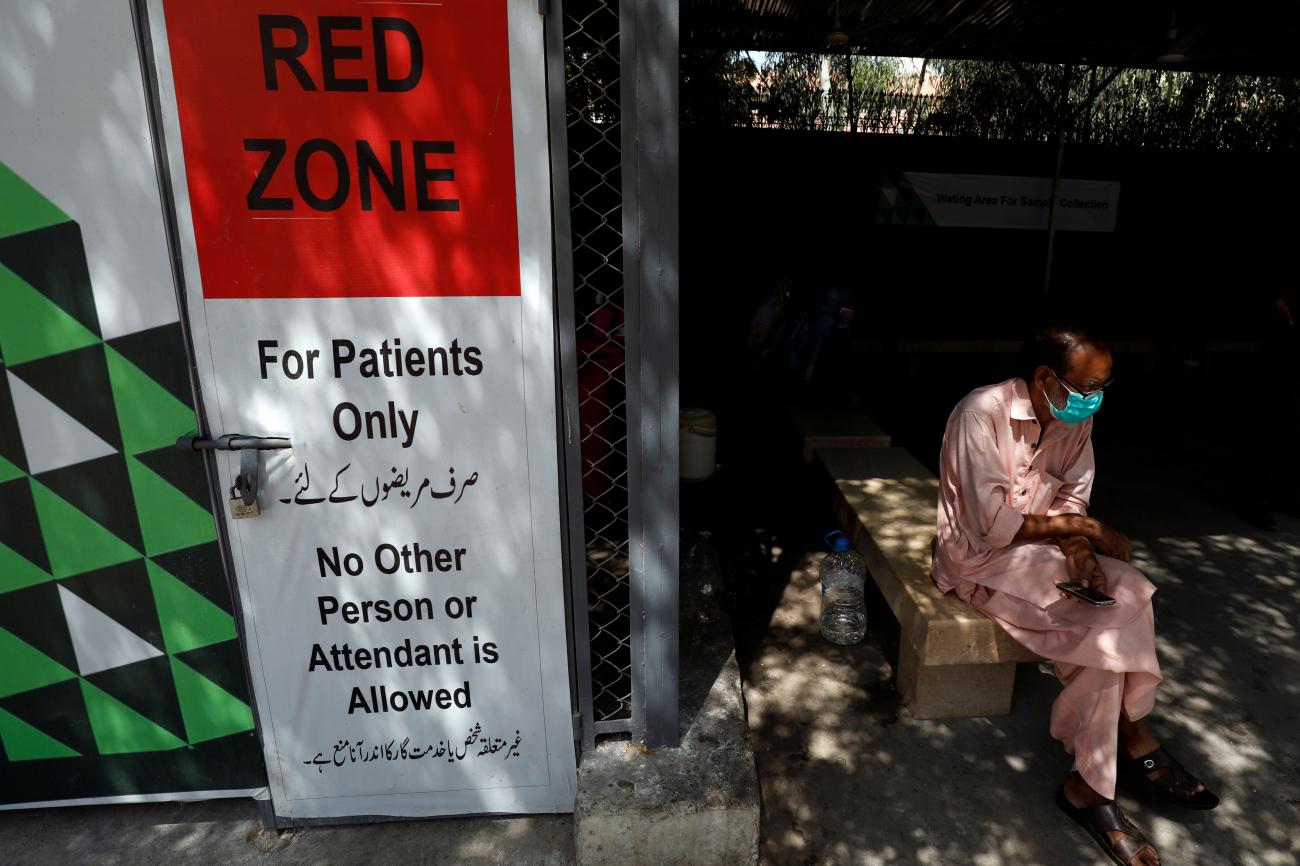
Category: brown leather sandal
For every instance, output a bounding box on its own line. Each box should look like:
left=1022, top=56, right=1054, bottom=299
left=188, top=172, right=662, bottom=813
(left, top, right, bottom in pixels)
left=1120, top=745, right=1220, bottom=810
left=1056, top=786, right=1158, bottom=866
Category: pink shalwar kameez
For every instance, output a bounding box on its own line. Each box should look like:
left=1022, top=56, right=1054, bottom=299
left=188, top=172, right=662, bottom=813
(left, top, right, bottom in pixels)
left=931, top=377, right=1161, bottom=799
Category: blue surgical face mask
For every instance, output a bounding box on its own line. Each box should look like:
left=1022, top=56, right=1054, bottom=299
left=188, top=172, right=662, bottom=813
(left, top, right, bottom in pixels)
left=1042, top=370, right=1103, bottom=424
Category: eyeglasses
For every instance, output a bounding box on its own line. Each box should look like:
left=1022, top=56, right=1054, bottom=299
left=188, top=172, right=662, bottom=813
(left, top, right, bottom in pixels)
left=1052, top=367, right=1114, bottom=398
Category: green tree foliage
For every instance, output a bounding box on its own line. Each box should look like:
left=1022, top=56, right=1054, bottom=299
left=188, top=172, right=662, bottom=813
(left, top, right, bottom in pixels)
left=935, top=59, right=1300, bottom=149
left=682, top=52, right=910, bottom=130
left=681, top=50, right=759, bottom=127
left=754, top=52, right=827, bottom=128
left=682, top=50, right=1300, bottom=150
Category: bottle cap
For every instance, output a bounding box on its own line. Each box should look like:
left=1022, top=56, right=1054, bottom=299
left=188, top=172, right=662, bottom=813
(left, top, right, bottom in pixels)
left=824, top=530, right=851, bottom=552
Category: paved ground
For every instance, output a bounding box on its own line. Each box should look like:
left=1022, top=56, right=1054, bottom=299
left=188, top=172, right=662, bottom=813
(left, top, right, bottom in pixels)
left=0, top=800, right=574, bottom=865
left=705, top=402, right=1300, bottom=866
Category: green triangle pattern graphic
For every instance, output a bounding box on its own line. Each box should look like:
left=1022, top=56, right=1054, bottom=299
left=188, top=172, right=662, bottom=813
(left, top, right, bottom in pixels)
left=0, top=626, right=77, bottom=698
left=79, top=677, right=186, bottom=754
left=146, top=559, right=235, bottom=654
left=169, top=655, right=253, bottom=744
left=0, top=706, right=80, bottom=760
left=104, top=345, right=197, bottom=455
left=0, top=453, right=24, bottom=483
left=0, top=161, right=69, bottom=240
left=0, top=540, right=54, bottom=594
left=0, top=263, right=101, bottom=366
left=127, top=459, right=216, bottom=556
left=28, top=478, right=141, bottom=578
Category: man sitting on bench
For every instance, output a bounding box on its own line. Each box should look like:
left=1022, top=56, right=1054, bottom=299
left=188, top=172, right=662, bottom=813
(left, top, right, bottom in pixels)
left=931, top=324, right=1217, bottom=866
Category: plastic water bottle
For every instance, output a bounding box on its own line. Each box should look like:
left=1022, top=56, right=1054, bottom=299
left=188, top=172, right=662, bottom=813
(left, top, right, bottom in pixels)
left=819, top=531, right=866, bottom=645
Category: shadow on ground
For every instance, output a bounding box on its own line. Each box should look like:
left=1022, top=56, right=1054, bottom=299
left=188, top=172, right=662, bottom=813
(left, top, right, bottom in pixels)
left=699, top=398, right=1300, bottom=866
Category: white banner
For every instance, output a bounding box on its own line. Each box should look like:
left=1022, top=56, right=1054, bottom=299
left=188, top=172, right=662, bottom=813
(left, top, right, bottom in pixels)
left=147, top=0, right=576, bottom=819
left=896, top=172, right=1121, bottom=231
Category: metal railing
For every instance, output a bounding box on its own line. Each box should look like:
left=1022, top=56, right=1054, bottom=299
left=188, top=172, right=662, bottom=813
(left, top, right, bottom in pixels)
left=693, top=74, right=1300, bottom=151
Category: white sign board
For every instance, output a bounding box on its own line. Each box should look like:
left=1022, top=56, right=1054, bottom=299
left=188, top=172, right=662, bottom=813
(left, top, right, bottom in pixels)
left=145, top=0, right=576, bottom=818
left=889, top=172, right=1121, bottom=231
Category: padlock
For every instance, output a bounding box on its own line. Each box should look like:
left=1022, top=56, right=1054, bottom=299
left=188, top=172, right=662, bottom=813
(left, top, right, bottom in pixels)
left=229, top=481, right=260, bottom=519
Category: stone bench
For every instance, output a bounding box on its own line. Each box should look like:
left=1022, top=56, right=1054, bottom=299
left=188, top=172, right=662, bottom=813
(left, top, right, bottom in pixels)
left=816, top=447, right=1041, bottom=720
left=786, top=403, right=891, bottom=462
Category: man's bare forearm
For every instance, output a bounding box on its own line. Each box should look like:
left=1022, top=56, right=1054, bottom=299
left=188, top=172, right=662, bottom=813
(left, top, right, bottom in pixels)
left=1013, top=513, right=1099, bottom=545
left=1018, top=513, right=1133, bottom=562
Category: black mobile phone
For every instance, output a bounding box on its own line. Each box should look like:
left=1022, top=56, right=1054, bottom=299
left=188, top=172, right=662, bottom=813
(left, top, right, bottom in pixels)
left=1055, top=581, right=1116, bottom=606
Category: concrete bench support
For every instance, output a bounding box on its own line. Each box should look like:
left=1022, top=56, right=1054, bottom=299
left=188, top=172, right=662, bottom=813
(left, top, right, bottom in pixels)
left=898, top=645, right=1017, bottom=719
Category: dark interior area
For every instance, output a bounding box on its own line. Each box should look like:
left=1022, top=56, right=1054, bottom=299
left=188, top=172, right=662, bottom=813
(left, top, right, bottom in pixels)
left=680, top=124, right=1297, bottom=481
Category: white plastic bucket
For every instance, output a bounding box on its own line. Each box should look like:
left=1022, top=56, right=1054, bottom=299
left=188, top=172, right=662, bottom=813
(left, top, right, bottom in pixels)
left=680, top=408, right=718, bottom=480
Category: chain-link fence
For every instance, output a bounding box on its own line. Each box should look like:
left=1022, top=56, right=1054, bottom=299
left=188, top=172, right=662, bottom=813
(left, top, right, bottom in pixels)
left=735, top=87, right=1300, bottom=149
left=563, top=0, right=632, bottom=729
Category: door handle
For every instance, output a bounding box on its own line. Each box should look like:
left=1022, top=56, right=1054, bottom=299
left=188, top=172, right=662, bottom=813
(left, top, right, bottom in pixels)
left=176, top=434, right=292, bottom=506
left=175, top=434, right=291, bottom=452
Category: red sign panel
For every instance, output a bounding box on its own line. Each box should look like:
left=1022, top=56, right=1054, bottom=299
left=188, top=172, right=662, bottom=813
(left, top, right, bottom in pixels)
left=162, top=0, right=521, bottom=298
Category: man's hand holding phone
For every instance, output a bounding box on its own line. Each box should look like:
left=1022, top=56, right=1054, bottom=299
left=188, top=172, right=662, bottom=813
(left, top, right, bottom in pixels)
left=1058, top=536, right=1111, bottom=602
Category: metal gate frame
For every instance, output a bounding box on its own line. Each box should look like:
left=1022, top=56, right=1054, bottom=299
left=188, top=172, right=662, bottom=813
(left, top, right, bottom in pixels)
left=620, top=0, right=680, bottom=750
left=545, top=0, right=680, bottom=751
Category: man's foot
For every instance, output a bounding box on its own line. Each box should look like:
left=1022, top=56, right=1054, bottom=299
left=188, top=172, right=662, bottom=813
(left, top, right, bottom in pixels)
left=1061, top=773, right=1160, bottom=866
left=1118, top=717, right=1217, bottom=807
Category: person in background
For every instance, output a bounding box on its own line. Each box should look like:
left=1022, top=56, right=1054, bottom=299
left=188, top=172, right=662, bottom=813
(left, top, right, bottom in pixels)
left=932, top=325, right=1217, bottom=866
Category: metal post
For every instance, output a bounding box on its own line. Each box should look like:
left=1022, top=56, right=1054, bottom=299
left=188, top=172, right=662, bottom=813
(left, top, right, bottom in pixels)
left=846, top=51, right=854, bottom=133
left=543, top=0, right=598, bottom=755
left=620, top=0, right=680, bottom=748
left=1043, top=63, right=1073, bottom=297
left=819, top=55, right=831, bottom=130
